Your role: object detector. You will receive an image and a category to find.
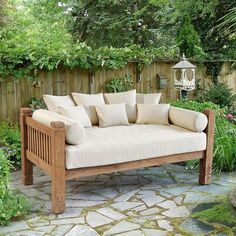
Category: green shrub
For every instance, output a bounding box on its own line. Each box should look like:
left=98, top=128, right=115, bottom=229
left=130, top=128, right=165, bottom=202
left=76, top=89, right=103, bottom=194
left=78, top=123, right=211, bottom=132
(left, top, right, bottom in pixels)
left=171, top=100, right=236, bottom=173
left=0, top=122, right=21, bottom=166
left=0, top=150, right=30, bottom=225
left=29, top=97, right=47, bottom=111
left=195, top=82, right=236, bottom=112
left=105, top=74, right=134, bottom=93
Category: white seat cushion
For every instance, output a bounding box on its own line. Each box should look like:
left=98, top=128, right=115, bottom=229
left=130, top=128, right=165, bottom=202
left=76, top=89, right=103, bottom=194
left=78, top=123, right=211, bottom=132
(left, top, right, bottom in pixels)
left=65, top=124, right=206, bottom=169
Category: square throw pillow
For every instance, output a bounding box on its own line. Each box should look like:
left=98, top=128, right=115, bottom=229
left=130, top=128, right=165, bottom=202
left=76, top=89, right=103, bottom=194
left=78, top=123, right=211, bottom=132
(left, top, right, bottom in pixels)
left=136, top=104, right=170, bottom=125
left=136, top=93, right=161, bottom=104
left=104, top=89, right=136, bottom=123
left=95, top=104, right=129, bottom=128
left=71, top=93, right=105, bottom=125
left=43, top=95, right=75, bottom=113
left=58, top=105, right=92, bottom=128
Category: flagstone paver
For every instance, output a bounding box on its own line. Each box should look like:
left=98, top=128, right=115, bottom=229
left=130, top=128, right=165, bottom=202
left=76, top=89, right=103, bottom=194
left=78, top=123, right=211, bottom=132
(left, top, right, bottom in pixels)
left=103, top=221, right=141, bottom=235
left=157, top=200, right=177, bottom=209
left=96, top=207, right=126, bottom=220
left=111, top=201, right=143, bottom=211
left=162, top=206, right=190, bottom=218
left=1, top=164, right=235, bottom=235
left=86, top=211, right=114, bottom=227
left=142, top=228, right=167, bottom=236
left=65, top=225, right=99, bottom=236
left=157, top=219, right=173, bottom=231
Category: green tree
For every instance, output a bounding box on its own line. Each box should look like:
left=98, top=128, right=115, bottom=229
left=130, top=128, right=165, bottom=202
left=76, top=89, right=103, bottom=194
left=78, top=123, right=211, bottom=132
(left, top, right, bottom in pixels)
left=218, top=7, right=236, bottom=35
left=0, top=0, right=7, bottom=26
left=70, top=0, right=175, bottom=48
left=188, top=0, right=236, bottom=59
left=176, top=16, right=203, bottom=58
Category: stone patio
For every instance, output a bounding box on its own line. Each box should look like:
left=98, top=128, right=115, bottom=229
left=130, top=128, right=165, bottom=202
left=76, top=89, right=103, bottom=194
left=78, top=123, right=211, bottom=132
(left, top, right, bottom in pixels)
left=1, top=164, right=236, bottom=236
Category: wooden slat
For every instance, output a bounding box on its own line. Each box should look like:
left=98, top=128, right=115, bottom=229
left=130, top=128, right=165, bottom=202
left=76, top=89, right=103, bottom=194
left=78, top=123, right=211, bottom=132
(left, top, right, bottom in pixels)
left=26, top=117, right=53, bottom=136
left=65, top=151, right=204, bottom=180
left=27, top=150, right=52, bottom=176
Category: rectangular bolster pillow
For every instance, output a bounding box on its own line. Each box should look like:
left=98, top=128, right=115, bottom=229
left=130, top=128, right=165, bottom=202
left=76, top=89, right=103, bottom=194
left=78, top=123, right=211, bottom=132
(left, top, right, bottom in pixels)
left=32, top=109, right=85, bottom=145
left=169, top=106, right=208, bottom=132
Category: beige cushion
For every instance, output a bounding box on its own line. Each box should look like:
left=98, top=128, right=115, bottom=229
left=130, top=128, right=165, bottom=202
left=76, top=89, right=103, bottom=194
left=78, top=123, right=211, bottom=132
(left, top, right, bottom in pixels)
left=136, top=93, right=161, bottom=104
left=136, top=104, right=170, bottom=125
left=95, top=104, right=129, bottom=128
left=32, top=109, right=85, bottom=145
left=169, top=106, right=208, bottom=132
left=71, top=93, right=105, bottom=125
left=104, top=90, right=136, bottom=123
left=43, top=95, right=75, bottom=112
left=65, top=124, right=206, bottom=169
left=58, top=105, right=92, bottom=128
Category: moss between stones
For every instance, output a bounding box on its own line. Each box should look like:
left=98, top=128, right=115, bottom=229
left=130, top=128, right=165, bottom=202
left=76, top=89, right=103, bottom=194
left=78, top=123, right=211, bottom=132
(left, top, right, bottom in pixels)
left=192, top=203, right=236, bottom=227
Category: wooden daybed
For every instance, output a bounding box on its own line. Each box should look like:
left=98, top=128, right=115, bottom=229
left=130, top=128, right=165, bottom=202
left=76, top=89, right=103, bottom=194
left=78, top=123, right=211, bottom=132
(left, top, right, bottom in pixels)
left=20, top=108, right=215, bottom=213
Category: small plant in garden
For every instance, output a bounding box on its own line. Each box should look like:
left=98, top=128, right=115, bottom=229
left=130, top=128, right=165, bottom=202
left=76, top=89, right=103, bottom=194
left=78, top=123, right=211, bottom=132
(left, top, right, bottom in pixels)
left=171, top=100, right=236, bottom=173
left=195, top=82, right=236, bottom=112
left=105, top=74, right=134, bottom=93
left=0, top=121, right=21, bottom=166
left=29, top=97, right=47, bottom=111
left=0, top=150, right=30, bottom=225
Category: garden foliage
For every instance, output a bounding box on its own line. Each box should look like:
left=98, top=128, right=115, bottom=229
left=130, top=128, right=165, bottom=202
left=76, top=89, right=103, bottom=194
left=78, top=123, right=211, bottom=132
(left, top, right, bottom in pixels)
left=0, top=0, right=235, bottom=83
left=171, top=100, right=236, bottom=173
left=105, top=75, right=134, bottom=93
left=195, top=82, right=236, bottom=114
left=0, top=122, right=21, bottom=166
left=0, top=150, right=29, bottom=225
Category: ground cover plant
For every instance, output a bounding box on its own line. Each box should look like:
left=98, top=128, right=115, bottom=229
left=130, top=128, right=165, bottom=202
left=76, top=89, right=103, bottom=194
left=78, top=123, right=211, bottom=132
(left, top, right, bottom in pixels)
left=171, top=100, right=236, bottom=173
left=0, top=121, right=21, bottom=166
left=0, top=149, right=29, bottom=225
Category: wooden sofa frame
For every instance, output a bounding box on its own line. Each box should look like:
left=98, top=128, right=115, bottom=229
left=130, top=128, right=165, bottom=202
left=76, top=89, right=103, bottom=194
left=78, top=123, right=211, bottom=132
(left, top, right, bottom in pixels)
left=20, top=108, right=215, bottom=213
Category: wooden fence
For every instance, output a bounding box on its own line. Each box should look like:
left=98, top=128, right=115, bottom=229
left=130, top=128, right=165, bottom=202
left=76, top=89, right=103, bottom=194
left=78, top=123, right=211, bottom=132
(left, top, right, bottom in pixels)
left=0, top=61, right=235, bottom=123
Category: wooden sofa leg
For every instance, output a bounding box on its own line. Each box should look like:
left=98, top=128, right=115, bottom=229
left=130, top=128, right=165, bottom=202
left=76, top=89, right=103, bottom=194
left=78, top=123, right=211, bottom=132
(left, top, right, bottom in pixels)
left=20, top=108, right=33, bottom=185
left=199, top=156, right=212, bottom=185
left=51, top=121, right=66, bottom=214
left=52, top=176, right=65, bottom=214
left=22, top=159, right=33, bottom=185
left=199, top=110, right=215, bottom=185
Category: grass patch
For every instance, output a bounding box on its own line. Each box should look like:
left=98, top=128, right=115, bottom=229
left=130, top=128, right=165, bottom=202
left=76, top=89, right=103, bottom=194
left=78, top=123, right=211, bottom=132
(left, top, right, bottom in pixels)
left=192, top=203, right=236, bottom=227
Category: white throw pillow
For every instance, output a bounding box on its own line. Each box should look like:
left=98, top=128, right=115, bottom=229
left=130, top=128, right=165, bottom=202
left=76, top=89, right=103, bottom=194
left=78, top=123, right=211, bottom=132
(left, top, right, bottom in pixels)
left=136, top=104, right=170, bottom=125
left=104, top=89, right=136, bottom=123
left=58, top=105, right=92, bottom=128
left=136, top=93, right=161, bottom=104
left=95, top=104, right=129, bottom=128
left=32, top=109, right=85, bottom=145
left=43, top=95, right=75, bottom=113
left=71, top=93, right=105, bottom=125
